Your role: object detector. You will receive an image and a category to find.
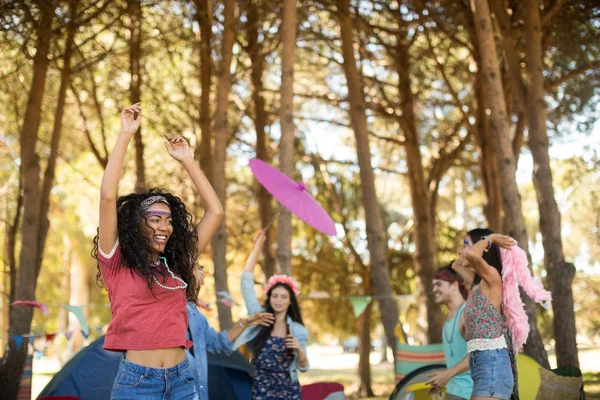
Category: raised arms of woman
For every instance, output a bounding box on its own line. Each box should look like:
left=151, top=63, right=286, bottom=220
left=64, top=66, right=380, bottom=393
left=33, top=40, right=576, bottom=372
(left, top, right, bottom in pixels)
left=98, top=103, right=141, bottom=254
left=465, top=234, right=516, bottom=288
left=163, top=136, right=223, bottom=254
left=240, top=232, right=267, bottom=314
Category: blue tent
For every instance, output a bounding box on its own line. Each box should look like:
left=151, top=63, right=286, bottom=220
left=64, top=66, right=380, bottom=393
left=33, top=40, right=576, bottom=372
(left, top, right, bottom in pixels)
left=38, top=335, right=253, bottom=400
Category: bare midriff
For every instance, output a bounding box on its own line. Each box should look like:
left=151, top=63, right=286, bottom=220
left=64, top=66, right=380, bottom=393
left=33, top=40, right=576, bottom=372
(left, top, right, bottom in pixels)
left=125, top=347, right=186, bottom=368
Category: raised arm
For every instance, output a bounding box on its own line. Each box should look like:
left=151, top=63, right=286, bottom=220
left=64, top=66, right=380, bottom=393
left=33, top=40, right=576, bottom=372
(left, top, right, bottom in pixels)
left=465, top=234, right=516, bottom=287
left=98, top=103, right=141, bottom=254
left=163, top=136, right=223, bottom=254
left=240, top=231, right=267, bottom=314
left=243, top=231, right=266, bottom=273
left=450, top=258, right=475, bottom=287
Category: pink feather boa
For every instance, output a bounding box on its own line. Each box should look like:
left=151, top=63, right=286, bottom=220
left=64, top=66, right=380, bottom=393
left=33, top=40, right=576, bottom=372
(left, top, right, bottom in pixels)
left=501, top=246, right=552, bottom=351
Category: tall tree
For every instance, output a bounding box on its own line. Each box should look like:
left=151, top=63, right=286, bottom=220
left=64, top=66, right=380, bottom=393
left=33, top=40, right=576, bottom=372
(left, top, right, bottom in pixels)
left=392, top=9, right=442, bottom=342
left=523, top=0, right=578, bottom=368
left=469, top=0, right=549, bottom=368
left=277, top=0, right=297, bottom=275
left=193, top=0, right=213, bottom=182
left=336, top=0, right=399, bottom=358
left=0, top=1, right=58, bottom=396
left=127, top=0, right=146, bottom=193
left=212, top=0, right=236, bottom=330
left=245, top=0, right=277, bottom=278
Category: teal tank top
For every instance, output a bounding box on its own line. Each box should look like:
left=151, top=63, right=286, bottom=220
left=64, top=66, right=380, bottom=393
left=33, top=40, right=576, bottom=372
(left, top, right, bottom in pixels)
left=443, top=303, right=473, bottom=398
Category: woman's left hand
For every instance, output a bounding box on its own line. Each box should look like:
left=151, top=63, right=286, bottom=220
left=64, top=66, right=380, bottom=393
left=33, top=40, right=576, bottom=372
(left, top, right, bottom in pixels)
left=489, top=234, right=517, bottom=249
left=164, top=135, right=193, bottom=162
left=285, top=334, right=301, bottom=350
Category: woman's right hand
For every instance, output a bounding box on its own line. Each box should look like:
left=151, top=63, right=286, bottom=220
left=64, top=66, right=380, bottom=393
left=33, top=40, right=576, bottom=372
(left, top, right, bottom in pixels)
left=253, top=230, right=267, bottom=251
left=120, top=103, right=142, bottom=136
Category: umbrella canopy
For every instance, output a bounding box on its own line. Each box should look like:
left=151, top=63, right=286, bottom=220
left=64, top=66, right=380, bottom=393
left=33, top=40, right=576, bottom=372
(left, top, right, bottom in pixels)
left=249, top=158, right=336, bottom=236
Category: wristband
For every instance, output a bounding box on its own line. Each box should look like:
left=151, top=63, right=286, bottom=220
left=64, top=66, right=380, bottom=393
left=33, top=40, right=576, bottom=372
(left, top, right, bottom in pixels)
left=482, top=235, right=491, bottom=249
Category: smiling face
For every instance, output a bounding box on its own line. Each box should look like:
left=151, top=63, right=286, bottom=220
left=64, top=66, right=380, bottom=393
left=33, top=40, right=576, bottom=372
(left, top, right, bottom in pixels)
left=432, top=279, right=455, bottom=305
left=269, top=285, right=291, bottom=315
left=138, top=202, right=173, bottom=255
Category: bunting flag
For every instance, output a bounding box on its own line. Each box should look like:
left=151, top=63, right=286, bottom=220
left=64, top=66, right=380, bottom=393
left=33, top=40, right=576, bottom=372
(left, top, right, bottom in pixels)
left=395, top=294, right=417, bottom=311
left=81, top=330, right=89, bottom=339
left=218, top=298, right=233, bottom=309
left=45, top=333, right=57, bottom=342
left=307, top=290, right=330, bottom=299
left=216, top=291, right=240, bottom=306
left=197, top=301, right=211, bottom=312
left=11, top=301, right=50, bottom=316
left=349, top=296, right=372, bottom=318
left=64, top=331, right=73, bottom=340
left=12, top=335, right=23, bottom=349
left=64, top=305, right=89, bottom=336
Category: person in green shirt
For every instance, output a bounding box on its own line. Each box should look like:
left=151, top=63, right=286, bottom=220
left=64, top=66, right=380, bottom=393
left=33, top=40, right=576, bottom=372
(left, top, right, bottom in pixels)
left=427, top=261, right=473, bottom=399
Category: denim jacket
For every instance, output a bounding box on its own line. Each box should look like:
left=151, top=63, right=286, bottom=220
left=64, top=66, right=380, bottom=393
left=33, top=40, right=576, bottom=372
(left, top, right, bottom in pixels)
left=185, top=302, right=233, bottom=400
left=233, top=271, right=309, bottom=381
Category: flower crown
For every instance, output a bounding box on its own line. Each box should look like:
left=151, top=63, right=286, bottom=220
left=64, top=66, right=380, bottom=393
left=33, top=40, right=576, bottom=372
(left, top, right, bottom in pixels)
left=264, top=274, right=300, bottom=296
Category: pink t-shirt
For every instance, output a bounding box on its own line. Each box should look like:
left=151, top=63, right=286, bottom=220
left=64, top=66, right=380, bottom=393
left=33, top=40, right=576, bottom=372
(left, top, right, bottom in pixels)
left=98, top=241, right=192, bottom=352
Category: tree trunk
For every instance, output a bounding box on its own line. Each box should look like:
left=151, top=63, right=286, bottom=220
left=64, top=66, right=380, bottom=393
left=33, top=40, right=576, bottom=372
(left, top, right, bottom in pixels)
left=0, top=2, right=56, bottom=397
left=194, top=0, right=213, bottom=182
left=37, top=0, right=79, bottom=283
left=470, top=0, right=549, bottom=368
left=212, top=0, right=236, bottom=330
left=246, top=1, right=276, bottom=278
left=394, top=18, right=442, bottom=343
left=6, top=181, right=21, bottom=306
left=524, top=0, right=579, bottom=368
left=276, top=0, right=297, bottom=276
left=474, top=65, right=503, bottom=232
left=358, top=301, right=374, bottom=397
left=127, top=0, right=145, bottom=193
left=336, top=0, right=399, bottom=358
left=465, top=12, right=504, bottom=232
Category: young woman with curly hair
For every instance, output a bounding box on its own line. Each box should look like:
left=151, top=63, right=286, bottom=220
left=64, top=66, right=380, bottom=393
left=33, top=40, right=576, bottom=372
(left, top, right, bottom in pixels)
left=92, top=103, right=223, bottom=399
left=233, top=231, right=309, bottom=400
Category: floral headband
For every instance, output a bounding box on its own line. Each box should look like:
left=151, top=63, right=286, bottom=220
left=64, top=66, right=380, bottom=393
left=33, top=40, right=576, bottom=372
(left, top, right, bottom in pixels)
left=137, top=195, right=170, bottom=220
left=264, top=274, right=301, bottom=296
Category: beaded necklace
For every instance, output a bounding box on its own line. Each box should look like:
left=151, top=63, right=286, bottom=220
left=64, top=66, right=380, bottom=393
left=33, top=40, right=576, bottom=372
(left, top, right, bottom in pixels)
left=443, top=302, right=465, bottom=357
left=152, top=257, right=188, bottom=290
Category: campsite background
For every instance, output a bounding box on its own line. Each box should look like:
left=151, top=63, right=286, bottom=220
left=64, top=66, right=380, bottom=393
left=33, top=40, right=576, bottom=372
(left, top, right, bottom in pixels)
left=1, top=0, right=600, bottom=398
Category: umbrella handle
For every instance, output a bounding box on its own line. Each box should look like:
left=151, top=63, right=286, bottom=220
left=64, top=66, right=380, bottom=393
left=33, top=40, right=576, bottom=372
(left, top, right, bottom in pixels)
left=263, top=207, right=283, bottom=231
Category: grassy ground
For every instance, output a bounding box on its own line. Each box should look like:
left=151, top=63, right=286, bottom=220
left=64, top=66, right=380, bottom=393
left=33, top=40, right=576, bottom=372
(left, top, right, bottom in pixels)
left=584, top=372, right=600, bottom=400
left=299, top=361, right=395, bottom=400
left=299, top=363, right=600, bottom=400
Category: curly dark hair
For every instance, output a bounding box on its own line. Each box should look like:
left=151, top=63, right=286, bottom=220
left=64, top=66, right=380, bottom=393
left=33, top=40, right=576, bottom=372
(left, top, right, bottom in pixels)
left=466, top=228, right=503, bottom=286
left=92, top=188, right=198, bottom=303
left=248, top=282, right=304, bottom=357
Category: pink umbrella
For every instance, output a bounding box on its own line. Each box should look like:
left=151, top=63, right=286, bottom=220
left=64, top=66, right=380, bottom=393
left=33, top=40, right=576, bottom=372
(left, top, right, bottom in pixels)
left=249, top=158, right=336, bottom=236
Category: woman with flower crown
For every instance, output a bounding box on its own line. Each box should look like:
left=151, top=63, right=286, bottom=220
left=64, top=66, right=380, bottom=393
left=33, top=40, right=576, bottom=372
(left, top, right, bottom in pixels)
left=233, top=231, right=309, bottom=400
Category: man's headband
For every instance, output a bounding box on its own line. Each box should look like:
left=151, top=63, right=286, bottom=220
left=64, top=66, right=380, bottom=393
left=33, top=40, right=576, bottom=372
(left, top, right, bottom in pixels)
left=434, top=269, right=462, bottom=284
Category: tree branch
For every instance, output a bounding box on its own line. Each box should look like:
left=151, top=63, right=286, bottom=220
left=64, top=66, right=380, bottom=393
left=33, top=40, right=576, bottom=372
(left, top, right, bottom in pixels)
left=545, top=60, right=600, bottom=90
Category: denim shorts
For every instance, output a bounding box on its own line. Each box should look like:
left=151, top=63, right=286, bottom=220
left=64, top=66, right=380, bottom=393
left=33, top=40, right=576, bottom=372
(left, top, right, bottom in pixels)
left=469, top=348, right=514, bottom=400
left=110, top=356, right=198, bottom=400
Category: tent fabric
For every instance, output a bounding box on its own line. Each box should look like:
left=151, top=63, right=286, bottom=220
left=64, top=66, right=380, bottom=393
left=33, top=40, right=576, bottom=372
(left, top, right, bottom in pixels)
left=395, top=343, right=445, bottom=380
left=37, top=335, right=253, bottom=400
left=301, top=382, right=345, bottom=400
